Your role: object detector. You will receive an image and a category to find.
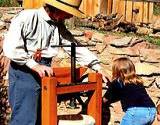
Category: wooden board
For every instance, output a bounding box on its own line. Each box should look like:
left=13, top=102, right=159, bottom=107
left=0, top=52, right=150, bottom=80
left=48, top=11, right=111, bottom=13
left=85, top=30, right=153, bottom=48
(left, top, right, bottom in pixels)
left=132, top=1, right=143, bottom=23
left=107, top=0, right=113, bottom=15
left=100, top=0, right=107, bottom=15
left=118, top=0, right=126, bottom=21
left=143, top=1, right=149, bottom=23
left=126, top=0, right=133, bottom=22
left=112, top=0, right=120, bottom=14
left=93, top=0, right=99, bottom=16
left=148, top=2, right=154, bottom=23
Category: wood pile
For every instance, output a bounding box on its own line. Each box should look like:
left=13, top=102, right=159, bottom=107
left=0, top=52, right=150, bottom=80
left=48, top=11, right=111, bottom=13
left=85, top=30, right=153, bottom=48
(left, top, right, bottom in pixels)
left=0, top=84, right=11, bottom=125
left=75, top=13, right=122, bottom=31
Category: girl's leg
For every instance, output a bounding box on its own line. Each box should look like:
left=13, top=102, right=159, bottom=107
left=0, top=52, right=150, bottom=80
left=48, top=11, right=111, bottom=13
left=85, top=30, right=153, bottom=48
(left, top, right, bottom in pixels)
left=120, top=107, right=156, bottom=125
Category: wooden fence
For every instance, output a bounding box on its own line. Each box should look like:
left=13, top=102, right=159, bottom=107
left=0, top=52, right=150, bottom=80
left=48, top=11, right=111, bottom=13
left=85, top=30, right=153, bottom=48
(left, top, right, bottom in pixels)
left=23, top=0, right=155, bottom=24
left=80, top=0, right=155, bottom=24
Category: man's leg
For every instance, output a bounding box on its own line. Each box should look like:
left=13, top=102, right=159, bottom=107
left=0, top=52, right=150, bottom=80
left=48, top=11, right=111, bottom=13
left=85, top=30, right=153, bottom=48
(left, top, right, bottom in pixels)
left=8, top=63, right=41, bottom=125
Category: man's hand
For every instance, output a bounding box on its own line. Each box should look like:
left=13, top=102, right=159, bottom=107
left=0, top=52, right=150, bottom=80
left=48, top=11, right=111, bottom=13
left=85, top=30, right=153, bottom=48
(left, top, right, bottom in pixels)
left=31, top=64, right=53, bottom=77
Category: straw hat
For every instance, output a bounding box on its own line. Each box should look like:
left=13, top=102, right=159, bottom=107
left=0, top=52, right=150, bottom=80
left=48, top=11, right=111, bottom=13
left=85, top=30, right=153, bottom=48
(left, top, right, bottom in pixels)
left=44, top=0, right=85, bottom=18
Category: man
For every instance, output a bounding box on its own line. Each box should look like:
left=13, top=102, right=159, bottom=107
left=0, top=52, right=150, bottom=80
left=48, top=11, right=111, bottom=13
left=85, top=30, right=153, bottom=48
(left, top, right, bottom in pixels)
left=3, top=0, right=107, bottom=125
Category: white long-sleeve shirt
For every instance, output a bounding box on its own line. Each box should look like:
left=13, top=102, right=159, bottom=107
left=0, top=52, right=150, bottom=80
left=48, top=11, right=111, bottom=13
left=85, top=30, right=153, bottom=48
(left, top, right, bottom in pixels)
left=3, top=7, right=101, bottom=71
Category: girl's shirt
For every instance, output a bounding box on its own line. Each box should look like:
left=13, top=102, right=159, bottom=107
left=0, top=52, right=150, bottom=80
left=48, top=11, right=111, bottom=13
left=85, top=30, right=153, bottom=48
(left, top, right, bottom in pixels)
left=104, top=79, right=155, bottom=111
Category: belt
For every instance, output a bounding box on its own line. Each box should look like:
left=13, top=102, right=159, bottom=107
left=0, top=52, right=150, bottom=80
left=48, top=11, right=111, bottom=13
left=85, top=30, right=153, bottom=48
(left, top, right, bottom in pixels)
left=10, top=61, right=31, bottom=72
left=10, top=57, right=52, bottom=70
left=37, top=57, right=52, bottom=66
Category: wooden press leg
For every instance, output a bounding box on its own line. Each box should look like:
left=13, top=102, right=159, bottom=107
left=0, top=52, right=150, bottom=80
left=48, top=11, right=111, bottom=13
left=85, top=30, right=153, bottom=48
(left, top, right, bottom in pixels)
left=87, top=73, right=102, bottom=125
left=41, top=77, right=57, bottom=125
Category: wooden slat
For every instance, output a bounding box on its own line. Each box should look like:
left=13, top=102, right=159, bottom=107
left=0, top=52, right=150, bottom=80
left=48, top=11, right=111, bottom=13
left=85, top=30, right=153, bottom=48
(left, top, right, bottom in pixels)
left=100, top=0, right=107, bottom=15
left=126, top=0, right=133, bottom=22
left=143, top=1, right=149, bottom=23
left=115, top=0, right=121, bottom=13
left=118, top=0, right=126, bottom=21
left=80, top=0, right=87, bottom=15
left=107, top=0, right=113, bottom=15
left=80, top=0, right=99, bottom=17
left=148, top=2, right=154, bottom=23
left=91, top=0, right=98, bottom=16
left=132, top=1, right=143, bottom=23
left=112, top=0, right=119, bottom=14
left=87, top=0, right=92, bottom=16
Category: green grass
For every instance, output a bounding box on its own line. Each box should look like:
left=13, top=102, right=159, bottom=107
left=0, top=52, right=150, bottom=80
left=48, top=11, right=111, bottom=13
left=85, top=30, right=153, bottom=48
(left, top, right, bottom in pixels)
left=154, top=3, right=160, bottom=16
left=144, top=35, right=160, bottom=46
left=0, top=0, right=19, bottom=7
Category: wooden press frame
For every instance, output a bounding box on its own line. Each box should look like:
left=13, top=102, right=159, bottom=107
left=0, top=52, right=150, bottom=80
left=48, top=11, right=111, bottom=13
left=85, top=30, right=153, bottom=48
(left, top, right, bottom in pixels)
left=41, top=67, right=102, bottom=125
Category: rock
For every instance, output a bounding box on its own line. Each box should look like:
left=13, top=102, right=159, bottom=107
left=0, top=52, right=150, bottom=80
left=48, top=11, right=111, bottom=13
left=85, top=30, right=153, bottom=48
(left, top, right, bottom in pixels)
left=96, top=43, right=107, bottom=53
left=92, top=32, right=106, bottom=42
left=108, top=46, right=139, bottom=57
left=129, top=38, right=143, bottom=47
left=136, top=27, right=153, bottom=35
left=135, top=63, right=160, bottom=76
left=70, top=30, right=84, bottom=37
left=149, top=32, right=160, bottom=38
left=110, top=37, right=133, bottom=47
left=141, top=77, right=156, bottom=88
left=0, top=21, right=5, bottom=30
left=140, top=49, right=160, bottom=63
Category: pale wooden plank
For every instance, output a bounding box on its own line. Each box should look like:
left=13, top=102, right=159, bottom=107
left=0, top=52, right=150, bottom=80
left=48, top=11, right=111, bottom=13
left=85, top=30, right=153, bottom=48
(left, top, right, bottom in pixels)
left=126, top=0, right=133, bottom=22
left=93, top=0, right=99, bottom=16
left=87, top=0, right=93, bottom=16
left=112, top=0, right=119, bottom=14
left=148, top=2, right=154, bottom=23
left=80, top=0, right=99, bottom=17
left=107, top=0, right=113, bottom=15
left=132, top=1, right=143, bottom=23
left=115, top=0, right=120, bottom=13
left=100, top=0, right=107, bottom=15
left=118, top=0, right=126, bottom=21
left=143, top=1, right=149, bottom=23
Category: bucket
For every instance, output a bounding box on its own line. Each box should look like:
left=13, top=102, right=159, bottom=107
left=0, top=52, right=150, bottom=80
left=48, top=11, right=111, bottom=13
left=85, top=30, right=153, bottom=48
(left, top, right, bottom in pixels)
left=58, top=114, right=95, bottom=125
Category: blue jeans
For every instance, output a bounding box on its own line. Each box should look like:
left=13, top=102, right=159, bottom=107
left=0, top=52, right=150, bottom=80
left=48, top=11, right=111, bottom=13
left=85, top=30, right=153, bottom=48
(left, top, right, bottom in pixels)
left=120, top=107, right=156, bottom=125
left=8, top=59, right=51, bottom=125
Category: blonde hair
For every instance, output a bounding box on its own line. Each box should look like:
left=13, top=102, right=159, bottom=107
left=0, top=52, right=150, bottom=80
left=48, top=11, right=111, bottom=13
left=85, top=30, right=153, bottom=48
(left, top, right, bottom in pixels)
left=112, top=57, right=143, bottom=85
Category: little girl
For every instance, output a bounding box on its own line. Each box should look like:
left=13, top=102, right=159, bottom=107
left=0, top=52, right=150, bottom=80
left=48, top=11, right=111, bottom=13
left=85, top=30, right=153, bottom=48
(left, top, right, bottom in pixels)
left=156, top=104, right=160, bottom=122
left=103, top=57, right=156, bottom=125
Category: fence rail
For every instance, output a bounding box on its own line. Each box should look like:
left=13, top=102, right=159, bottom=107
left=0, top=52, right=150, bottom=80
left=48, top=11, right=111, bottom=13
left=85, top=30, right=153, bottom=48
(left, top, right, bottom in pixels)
left=80, top=0, right=155, bottom=23
left=22, top=0, right=157, bottom=24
